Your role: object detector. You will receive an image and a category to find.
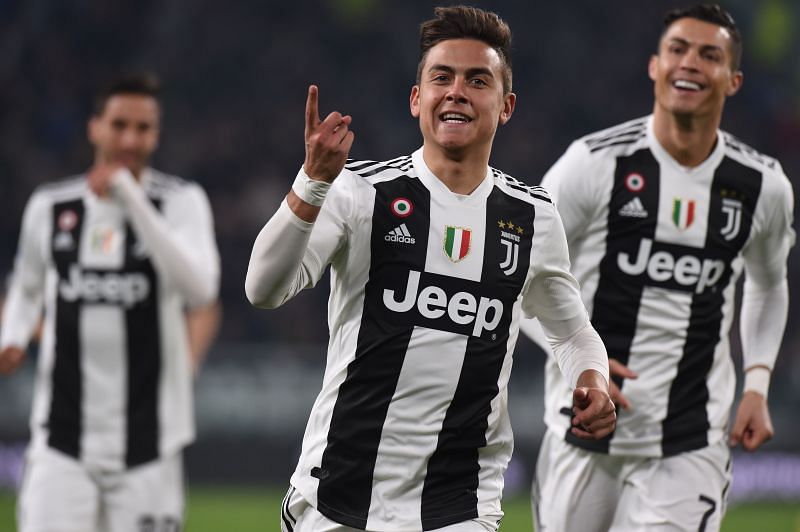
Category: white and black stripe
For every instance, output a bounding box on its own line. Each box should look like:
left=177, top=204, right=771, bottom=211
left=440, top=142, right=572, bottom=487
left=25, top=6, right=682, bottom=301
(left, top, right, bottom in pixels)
left=346, top=156, right=413, bottom=178
left=585, top=118, right=648, bottom=153
left=281, top=486, right=297, bottom=532
left=661, top=157, right=761, bottom=456
left=48, top=198, right=86, bottom=458
left=315, top=175, right=431, bottom=529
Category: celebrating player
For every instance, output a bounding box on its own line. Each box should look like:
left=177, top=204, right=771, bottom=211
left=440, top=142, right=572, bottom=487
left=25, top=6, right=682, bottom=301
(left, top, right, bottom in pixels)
left=523, top=5, right=794, bottom=531
left=246, top=6, right=615, bottom=532
left=0, top=72, right=220, bottom=532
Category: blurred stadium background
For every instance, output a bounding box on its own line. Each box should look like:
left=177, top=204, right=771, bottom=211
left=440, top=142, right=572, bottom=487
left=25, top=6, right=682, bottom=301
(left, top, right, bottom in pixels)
left=1, top=0, right=799, bottom=530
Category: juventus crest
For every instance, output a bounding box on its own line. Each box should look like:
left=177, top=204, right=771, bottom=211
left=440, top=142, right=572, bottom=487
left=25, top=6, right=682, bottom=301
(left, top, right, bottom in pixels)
left=720, top=198, right=742, bottom=241
left=498, top=219, right=522, bottom=276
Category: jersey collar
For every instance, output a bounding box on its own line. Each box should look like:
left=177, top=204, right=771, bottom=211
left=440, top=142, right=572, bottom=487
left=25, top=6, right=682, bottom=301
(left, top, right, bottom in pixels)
left=646, top=115, right=726, bottom=175
left=411, top=148, right=494, bottom=205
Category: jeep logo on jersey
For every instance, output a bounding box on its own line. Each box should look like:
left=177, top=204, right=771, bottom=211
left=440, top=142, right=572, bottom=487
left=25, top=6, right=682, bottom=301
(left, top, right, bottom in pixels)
left=59, top=264, right=150, bottom=308
left=383, top=270, right=503, bottom=337
left=672, top=198, right=696, bottom=230
left=444, top=226, right=471, bottom=262
left=617, top=238, right=725, bottom=294
left=720, top=198, right=742, bottom=241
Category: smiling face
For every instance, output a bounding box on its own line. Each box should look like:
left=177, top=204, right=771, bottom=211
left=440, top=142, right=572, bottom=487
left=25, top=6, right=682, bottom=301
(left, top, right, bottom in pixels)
left=410, top=38, right=515, bottom=160
left=649, top=17, right=742, bottom=121
left=88, top=93, right=160, bottom=176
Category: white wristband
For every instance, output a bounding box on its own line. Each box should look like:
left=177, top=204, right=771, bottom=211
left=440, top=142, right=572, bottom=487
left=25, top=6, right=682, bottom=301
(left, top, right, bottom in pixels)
left=292, top=167, right=332, bottom=207
left=743, top=366, right=771, bottom=399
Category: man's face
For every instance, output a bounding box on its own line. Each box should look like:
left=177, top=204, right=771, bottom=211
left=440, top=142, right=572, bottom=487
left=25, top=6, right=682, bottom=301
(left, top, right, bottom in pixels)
left=410, top=38, right=514, bottom=156
left=88, top=94, right=160, bottom=175
left=649, top=17, right=742, bottom=119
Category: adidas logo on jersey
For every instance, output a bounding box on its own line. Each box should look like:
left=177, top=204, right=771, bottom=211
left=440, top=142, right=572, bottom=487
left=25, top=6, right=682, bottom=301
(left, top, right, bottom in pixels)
left=59, top=264, right=151, bottom=308
left=383, top=270, right=503, bottom=337
left=385, top=224, right=415, bottom=244
left=619, top=197, right=648, bottom=218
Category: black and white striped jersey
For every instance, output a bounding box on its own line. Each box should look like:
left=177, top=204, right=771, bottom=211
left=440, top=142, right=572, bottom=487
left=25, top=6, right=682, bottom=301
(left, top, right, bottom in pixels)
left=0, top=169, right=219, bottom=470
left=538, top=115, right=794, bottom=457
left=278, top=149, right=590, bottom=530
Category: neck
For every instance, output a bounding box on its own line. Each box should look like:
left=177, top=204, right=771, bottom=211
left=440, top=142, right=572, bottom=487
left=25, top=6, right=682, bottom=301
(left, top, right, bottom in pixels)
left=422, top=143, right=491, bottom=195
left=651, top=105, right=721, bottom=167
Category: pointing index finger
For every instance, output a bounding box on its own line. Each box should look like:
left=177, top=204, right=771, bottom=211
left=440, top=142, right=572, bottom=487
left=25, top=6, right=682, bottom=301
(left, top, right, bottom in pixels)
left=306, top=85, right=320, bottom=133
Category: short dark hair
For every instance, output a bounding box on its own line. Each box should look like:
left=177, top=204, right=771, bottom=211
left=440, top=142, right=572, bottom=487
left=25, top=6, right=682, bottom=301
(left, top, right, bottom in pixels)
left=93, top=71, right=161, bottom=116
left=662, top=4, right=742, bottom=70
left=417, top=6, right=513, bottom=94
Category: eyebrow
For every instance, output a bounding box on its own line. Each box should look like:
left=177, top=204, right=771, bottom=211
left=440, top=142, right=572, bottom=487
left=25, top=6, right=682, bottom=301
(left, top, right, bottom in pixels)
left=668, top=37, right=724, bottom=55
left=427, top=64, right=495, bottom=79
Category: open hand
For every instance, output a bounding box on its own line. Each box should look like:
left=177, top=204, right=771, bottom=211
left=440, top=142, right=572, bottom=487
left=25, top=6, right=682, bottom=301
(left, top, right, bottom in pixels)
left=303, top=85, right=354, bottom=183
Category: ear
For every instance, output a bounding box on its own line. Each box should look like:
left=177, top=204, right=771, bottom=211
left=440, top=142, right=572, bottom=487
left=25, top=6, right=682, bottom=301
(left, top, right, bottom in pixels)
left=498, top=92, right=516, bottom=125
left=647, top=54, right=658, bottom=82
left=87, top=116, right=99, bottom=146
left=410, top=85, right=420, bottom=118
left=726, top=70, right=743, bottom=97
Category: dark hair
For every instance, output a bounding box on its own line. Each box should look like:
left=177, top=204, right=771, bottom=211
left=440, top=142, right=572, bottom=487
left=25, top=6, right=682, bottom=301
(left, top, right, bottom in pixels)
left=93, top=71, right=161, bottom=116
left=417, top=6, right=513, bottom=94
left=662, top=4, right=742, bottom=70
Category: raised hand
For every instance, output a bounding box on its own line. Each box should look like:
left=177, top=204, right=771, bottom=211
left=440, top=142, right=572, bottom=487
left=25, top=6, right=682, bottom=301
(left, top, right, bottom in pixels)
left=87, top=162, right=124, bottom=197
left=0, top=346, right=26, bottom=375
left=303, top=85, right=355, bottom=183
left=571, top=369, right=616, bottom=440
left=609, top=358, right=638, bottom=410
left=729, top=391, right=774, bottom=451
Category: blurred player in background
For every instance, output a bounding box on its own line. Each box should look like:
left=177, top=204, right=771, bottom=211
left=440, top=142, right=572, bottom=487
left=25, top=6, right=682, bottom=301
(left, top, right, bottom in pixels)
left=523, top=4, right=794, bottom=531
left=0, top=72, right=221, bottom=532
left=246, top=6, right=615, bottom=532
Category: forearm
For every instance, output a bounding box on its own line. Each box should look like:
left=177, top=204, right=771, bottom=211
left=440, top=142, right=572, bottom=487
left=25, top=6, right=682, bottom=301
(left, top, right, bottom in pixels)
left=0, top=280, right=42, bottom=350
left=245, top=199, right=315, bottom=308
left=544, top=319, right=609, bottom=389
left=740, top=278, right=788, bottom=398
left=112, top=169, right=218, bottom=306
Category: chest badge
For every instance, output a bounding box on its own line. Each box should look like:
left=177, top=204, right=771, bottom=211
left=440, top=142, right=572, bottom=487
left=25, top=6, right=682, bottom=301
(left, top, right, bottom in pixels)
left=444, top=226, right=471, bottom=262
left=720, top=198, right=742, bottom=241
left=672, top=198, right=696, bottom=230
left=498, top=220, right=522, bottom=276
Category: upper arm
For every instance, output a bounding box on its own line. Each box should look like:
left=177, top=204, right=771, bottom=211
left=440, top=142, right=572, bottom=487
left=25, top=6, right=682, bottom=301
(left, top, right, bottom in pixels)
left=540, top=140, right=600, bottom=243
left=299, top=172, right=354, bottom=286
left=742, top=172, right=795, bottom=288
left=164, top=183, right=221, bottom=289
left=521, top=202, right=588, bottom=339
left=14, top=191, right=49, bottom=291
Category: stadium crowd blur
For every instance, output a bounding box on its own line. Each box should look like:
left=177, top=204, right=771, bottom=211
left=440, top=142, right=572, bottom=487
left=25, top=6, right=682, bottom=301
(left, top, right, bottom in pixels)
left=1, top=0, right=799, bottom=483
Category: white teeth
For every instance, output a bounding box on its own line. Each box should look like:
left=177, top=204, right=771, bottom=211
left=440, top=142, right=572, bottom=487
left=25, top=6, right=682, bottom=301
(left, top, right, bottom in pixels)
left=441, top=113, right=470, bottom=122
left=674, top=80, right=702, bottom=91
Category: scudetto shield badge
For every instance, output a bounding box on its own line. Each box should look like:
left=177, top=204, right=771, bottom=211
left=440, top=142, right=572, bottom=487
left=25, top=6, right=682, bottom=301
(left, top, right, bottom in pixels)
left=672, top=198, right=696, bottom=230
left=444, top=226, right=471, bottom=262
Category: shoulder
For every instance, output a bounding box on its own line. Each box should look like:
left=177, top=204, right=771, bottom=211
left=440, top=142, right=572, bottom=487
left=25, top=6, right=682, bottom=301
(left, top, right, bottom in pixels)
left=144, top=168, right=196, bottom=198
left=32, top=175, right=86, bottom=205
left=577, top=116, right=650, bottom=158
left=344, top=155, right=414, bottom=184
left=491, top=167, right=553, bottom=207
left=720, top=132, right=792, bottom=199
left=721, top=132, right=782, bottom=173
left=143, top=169, right=214, bottom=212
